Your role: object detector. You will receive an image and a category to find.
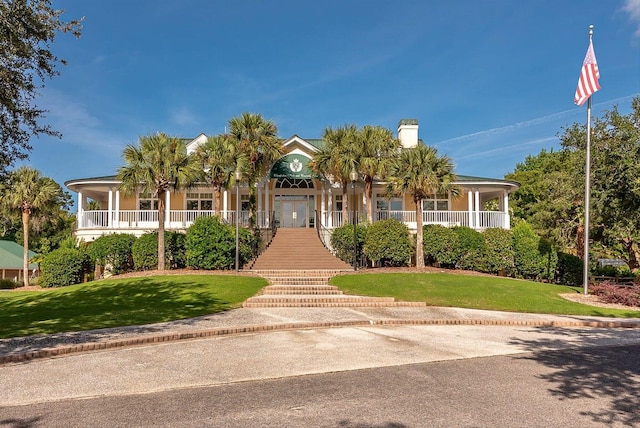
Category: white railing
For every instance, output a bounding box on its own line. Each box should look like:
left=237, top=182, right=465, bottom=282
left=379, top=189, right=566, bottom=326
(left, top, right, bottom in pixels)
left=78, top=209, right=508, bottom=231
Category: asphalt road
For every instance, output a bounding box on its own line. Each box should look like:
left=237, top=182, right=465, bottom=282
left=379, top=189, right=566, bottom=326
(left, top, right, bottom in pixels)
left=1, top=323, right=640, bottom=427
left=1, top=344, right=638, bottom=427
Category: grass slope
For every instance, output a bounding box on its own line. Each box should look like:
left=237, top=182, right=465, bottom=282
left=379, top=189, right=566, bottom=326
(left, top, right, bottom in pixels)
left=331, top=273, right=640, bottom=318
left=0, top=275, right=267, bottom=339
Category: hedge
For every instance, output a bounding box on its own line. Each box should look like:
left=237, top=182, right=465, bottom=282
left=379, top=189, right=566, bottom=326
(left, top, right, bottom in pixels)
left=422, top=224, right=459, bottom=267
left=364, top=218, right=411, bottom=267
left=453, top=226, right=486, bottom=271
left=483, top=228, right=514, bottom=275
left=86, top=233, right=136, bottom=275
left=330, top=223, right=367, bottom=266
left=40, top=248, right=90, bottom=287
left=132, top=231, right=186, bottom=270
left=185, top=216, right=253, bottom=270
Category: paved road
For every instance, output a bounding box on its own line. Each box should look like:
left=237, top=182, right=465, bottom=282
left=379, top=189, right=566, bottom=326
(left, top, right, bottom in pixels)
left=1, top=322, right=640, bottom=427
left=1, top=343, right=638, bottom=427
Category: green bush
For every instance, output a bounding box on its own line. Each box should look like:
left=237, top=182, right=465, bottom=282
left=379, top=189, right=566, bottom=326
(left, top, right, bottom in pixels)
left=40, top=248, right=90, bottom=288
left=538, top=238, right=558, bottom=281
left=483, top=228, right=514, bottom=275
left=185, top=216, right=253, bottom=270
left=453, top=226, right=486, bottom=271
left=364, top=218, right=411, bottom=267
left=86, top=233, right=136, bottom=274
left=0, top=279, right=21, bottom=289
left=556, top=252, right=583, bottom=286
left=422, top=224, right=459, bottom=267
left=132, top=231, right=187, bottom=270
left=330, top=223, right=367, bottom=265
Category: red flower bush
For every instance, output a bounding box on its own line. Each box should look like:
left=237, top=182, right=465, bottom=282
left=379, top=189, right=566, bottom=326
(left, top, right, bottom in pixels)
left=590, top=281, right=640, bottom=307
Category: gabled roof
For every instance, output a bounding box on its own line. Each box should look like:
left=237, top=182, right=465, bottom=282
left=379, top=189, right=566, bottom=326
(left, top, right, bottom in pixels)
left=0, top=241, right=37, bottom=269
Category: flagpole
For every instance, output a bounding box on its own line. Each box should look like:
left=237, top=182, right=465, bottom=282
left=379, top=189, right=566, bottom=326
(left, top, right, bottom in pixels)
left=582, top=25, right=594, bottom=296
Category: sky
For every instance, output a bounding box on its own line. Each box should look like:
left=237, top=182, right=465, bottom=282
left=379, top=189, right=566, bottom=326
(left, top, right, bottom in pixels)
left=19, top=0, right=640, bottom=196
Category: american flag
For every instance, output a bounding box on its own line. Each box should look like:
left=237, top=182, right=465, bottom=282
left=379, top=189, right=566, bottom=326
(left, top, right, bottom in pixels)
left=574, top=40, right=600, bottom=106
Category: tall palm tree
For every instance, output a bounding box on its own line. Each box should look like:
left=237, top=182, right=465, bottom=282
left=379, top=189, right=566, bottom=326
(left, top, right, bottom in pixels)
left=2, top=167, right=62, bottom=286
left=387, top=143, right=457, bottom=268
left=354, top=125, right=401, bottom=223
left=228, top=113, right=283, bottom=231
left=118, top=133, right=201, bottom=270
left=194, top=134, right=238, bottom=217
left=310, top=124, right=358, bottom=222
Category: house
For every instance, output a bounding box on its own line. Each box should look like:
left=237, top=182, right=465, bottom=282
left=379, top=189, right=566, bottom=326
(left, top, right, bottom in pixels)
left=0, top=240, right=38, bottom=282
left=64, top=120, right=519, bottom=245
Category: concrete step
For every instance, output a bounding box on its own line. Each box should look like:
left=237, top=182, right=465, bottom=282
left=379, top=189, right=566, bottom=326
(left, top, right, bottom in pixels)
left=243, top=295, right=396, bottom=304
left=242, top=300, right=428, bottom=308
left=261, top=285, right=343, bottom=295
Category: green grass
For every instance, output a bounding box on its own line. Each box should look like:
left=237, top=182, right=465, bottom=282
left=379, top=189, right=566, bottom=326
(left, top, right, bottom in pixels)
left=331, top=272, right=640, bottom=318
left=0, top=275, right=267, bottom=339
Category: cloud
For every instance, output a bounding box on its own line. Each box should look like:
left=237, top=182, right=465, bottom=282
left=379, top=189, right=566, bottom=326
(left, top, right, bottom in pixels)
left=169, top=106, right=199, bottom=128
left=456, top=137, right=558, bottom=160
left=621, top=0, right=640, bottom=36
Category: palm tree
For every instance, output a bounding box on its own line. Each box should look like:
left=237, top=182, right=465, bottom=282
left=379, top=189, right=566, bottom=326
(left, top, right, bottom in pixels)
left=194, top=134, right=238, bottom=217
left=310, top=125, right=358, bottom=222
left=387, top=143, right=457, bottom=268
left=2, top=167, right=63, bottom=286
left=353, top=125, right=400, bottom=223
left=228, top=113, right=283, bottom=231
left=118, top=133, right=201, bottom=270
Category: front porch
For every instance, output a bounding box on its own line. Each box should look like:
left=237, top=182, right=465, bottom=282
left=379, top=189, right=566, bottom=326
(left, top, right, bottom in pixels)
left=75, top=208, right=509, bottom=241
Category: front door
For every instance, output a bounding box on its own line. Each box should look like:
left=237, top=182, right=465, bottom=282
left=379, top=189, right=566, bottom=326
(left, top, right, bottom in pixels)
left=281, top=200, right=307, bottom=227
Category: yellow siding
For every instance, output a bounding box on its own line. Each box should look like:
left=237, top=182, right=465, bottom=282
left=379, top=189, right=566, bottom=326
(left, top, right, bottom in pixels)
left=171, top=192, right=185, bottom=209
left=119, top=195, right=136, bottom=210
left=451, top=192, right=468, bottom=210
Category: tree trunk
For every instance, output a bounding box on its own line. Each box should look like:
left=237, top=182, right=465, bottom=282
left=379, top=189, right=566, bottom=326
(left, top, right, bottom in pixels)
left=157, top=191, right=166, bottom=270
left=622, top=238, right=639, bottom=271
left=415, top=198, right=424, bottom=268
left=576, top=224, right=584, bottom=260
left=22, top=209, right=30, bottom=287
left=214, top=185, right=221, bottom=218
left=365, top=178, right=373, bottom=224
left=342, top=185, right=348, bottom=225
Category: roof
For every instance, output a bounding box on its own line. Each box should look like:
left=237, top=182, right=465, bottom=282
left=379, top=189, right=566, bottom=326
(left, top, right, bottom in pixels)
left=0, top=241, right=38, bottom=269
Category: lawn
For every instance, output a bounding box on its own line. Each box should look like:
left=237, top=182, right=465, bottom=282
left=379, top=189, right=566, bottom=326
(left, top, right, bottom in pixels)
left=331, top=272, right=640, bottom=318
left=0, top=275, right=267, bottom=339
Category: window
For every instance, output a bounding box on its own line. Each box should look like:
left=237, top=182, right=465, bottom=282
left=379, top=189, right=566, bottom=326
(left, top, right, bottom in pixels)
left=139, top=193, right=158, bottom=210
left=423, top=194, right=449, bottom=211
left=186, top=193, right=213, bottom=210
left=241, top=195, right=250, bottom=211
left=377, top=198, right=402, bottom=211
left=335, top=194, right=343, bottom=212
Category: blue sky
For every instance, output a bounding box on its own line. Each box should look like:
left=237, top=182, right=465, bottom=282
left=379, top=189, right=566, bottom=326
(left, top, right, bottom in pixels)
left=20, top=0, right=640, bottom=192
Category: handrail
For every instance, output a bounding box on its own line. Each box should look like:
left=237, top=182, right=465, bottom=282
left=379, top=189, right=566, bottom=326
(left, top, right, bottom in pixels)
left=315, top=210, right=335, bottom=254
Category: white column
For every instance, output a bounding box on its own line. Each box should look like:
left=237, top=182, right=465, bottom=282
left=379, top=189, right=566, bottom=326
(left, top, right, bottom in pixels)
left=264, top=180, right=270, bottom=225
left=257, top=181, right=263, bottom=227
left=115, top=190, right=120, bottom=228
left=503, top=190, right=510, bottom=229
left=108, top=189, right=113, bottom=228
left=78, top=191, right=84, bottom=228
left=474, top=190, right=480, bottom=229
left=223, top=190, right=228, bottom=221
left=321, top=185, right=326, bottom=228
left=467, top=190, right=473, bottom=228
left=165, top=190, right=171, bottom=228
left=328, top=186, right=333, bottom=228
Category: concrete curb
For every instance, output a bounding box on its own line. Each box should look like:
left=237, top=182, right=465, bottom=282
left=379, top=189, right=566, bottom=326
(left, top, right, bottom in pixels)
left=2, top=317, right=640, bottom=365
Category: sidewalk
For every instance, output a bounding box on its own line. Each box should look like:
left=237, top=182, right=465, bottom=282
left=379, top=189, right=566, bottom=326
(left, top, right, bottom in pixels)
left=2, top=305, right=640, bottom=365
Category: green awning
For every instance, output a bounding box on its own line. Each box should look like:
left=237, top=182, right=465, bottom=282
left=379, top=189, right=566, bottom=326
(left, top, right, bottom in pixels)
left=270, top=154, right=317, bottom=180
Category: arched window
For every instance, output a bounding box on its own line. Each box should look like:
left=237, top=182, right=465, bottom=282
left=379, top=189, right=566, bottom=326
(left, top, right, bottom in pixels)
left=275, top=178, right=314, bottom=189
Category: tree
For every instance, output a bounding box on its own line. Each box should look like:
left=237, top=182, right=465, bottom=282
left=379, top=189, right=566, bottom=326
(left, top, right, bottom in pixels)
left=354, top=125, right=401, bottom=223
left=194, top=134, right=238, bottom=217
left=0, top=0, right=82, bottom=178
left=228, top=113, right=283, bottom=232
left=1, top=166, right=65, bottom=286
left=118, top=133, right=201, bottom=270
left=310, top=125, right=358, bottom=222
left=387, top=143, right=457, bottom=267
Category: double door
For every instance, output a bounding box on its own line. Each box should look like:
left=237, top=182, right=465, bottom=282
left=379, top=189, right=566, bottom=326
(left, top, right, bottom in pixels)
left=277, top=195, right=311, bottom=228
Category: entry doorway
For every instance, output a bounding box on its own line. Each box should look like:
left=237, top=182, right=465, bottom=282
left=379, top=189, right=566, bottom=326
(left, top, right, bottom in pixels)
left=275, top=195, right=314, bottom=228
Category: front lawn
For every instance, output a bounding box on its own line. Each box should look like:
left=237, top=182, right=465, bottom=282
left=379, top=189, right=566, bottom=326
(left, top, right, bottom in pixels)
left=0, top=275, right=267, bottom=339
left=331, top=272, right=640, bottom=318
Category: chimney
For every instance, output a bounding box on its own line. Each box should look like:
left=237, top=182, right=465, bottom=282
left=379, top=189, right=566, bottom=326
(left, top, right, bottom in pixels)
left=398, top=119, right=419, bottom=148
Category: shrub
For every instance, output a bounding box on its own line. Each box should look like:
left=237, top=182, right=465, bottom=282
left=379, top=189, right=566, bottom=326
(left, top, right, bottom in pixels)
left=185, top=216, right=253, bottom=270
left=556, top=252, right=583, bottom=286
left=86, top=233, right=136, bottom=275
left=364, top=218, right=411, bottom=267
left=538, top=238, right=558, bottom=281
left=132, top=231, right=187, bottom=270
left=453, top=226, right=486, bottom=272
left=591, top=281, right=640, bottom=307
left=330, top=223, right=367, bottom=266
left=0, top=279, right=20, bottom=289
left=422, top=224, right=459, bottom=267
left=512, top=221, right=542, bottom=279
left=483, top=228, right=514, bottom=275
left=40, top=248, right=90, bottom=287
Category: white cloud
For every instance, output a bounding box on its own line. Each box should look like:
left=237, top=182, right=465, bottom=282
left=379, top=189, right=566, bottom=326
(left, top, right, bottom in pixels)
left=621, top=0, right=640, bottom=36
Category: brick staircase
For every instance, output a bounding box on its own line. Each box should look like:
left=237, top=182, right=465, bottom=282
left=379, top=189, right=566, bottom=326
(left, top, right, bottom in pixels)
left=249, top=228, right=352, bottom=270
left=244, top=269, right=427, bottom=308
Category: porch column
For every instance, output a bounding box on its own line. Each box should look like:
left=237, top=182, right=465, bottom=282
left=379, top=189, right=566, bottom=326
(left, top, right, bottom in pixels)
left=165, top=191, right=171, bottom=228
left=467, top=190, right=473, bottom=228
left=108, top=188, right=113, bottom=228
left=328, top=187, right=333, bottom=228
left=264, top=180, right=270, bottom=225
left=474, top=190, right=480, bottom=229
left=321, top=185, right=326, bottom=228
left=78, top=191, right=84, bottom=228
left=115, top=190, right=120, bottom=228
left=257, top=182, right=263, bottom=227
left=223, top=190, right=228, bottom=222
left=503, top=190, right=510, bottom=229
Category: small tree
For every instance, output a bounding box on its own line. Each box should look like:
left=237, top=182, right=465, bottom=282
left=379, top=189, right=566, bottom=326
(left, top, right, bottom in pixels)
left=422, top=224, right=459, bottom=268
left=453, top=226, right=486, bottom=272
left=185, top=216, right=253, bottom=270
left=330, top=223, right=367, bottom=266
left=86, top=233, right=136, bottom=276
left=364, top=218, right=411, bottom=267
left=483, top=228, right=515, bottom=275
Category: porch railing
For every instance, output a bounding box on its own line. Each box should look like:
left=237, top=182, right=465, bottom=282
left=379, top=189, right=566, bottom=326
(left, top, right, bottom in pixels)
left=78, top=209, right=509, bottom=231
